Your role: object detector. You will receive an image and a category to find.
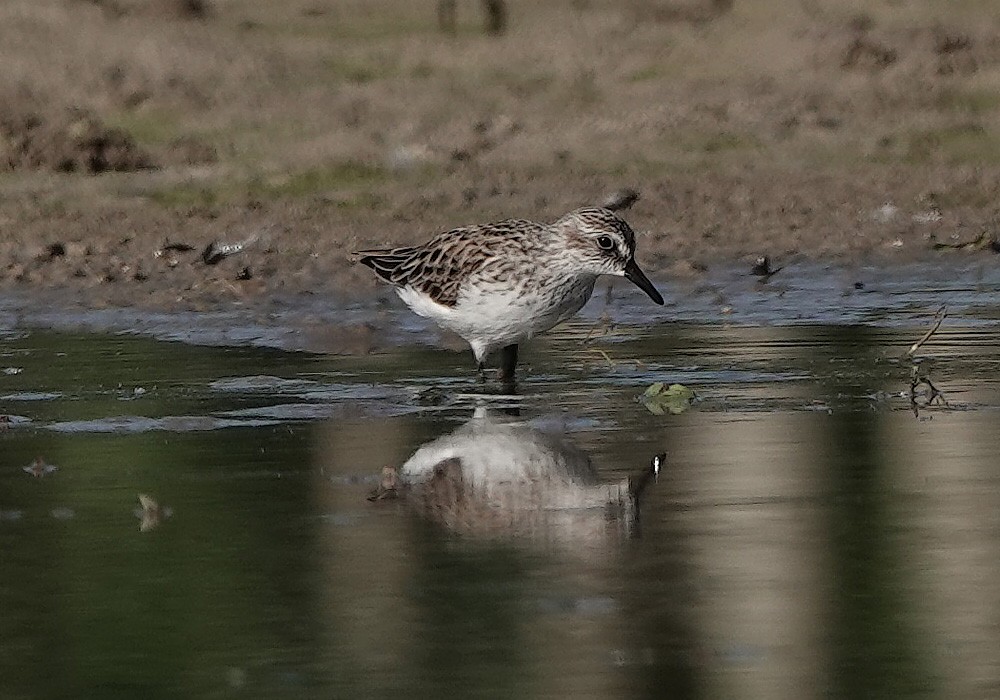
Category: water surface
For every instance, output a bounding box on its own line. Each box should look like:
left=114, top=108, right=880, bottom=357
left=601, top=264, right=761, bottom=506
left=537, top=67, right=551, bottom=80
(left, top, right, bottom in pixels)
left=1, top=315, right=999, bottom=698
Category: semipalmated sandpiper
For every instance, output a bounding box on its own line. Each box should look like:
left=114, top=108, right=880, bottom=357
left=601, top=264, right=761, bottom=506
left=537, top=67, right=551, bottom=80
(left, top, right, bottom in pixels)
left=356, top=207, right=663, bottom=381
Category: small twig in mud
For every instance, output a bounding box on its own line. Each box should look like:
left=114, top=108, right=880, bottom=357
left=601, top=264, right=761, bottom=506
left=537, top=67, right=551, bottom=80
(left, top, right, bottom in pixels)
left=582, top=310, right=616, bottom=345
left=590, top=348, right=616, bottom=367
left=931, top=231, right=1000, bottom=253
left=909, top=364, right=949, bottom=417
left=905, top=306, right=950, bottom=417
left=905, top=305, right=947, bottom=359
left=585, top=348, right=646, bottom=370
left=580, top=283, right=617, bottom=345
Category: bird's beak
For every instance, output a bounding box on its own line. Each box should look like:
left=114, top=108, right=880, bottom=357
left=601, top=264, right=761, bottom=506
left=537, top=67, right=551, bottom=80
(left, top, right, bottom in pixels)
left=624, top=260, right=664, bottom=305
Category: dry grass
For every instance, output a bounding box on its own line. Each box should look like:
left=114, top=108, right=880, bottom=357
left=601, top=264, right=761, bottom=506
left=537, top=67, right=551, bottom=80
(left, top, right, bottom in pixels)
left=2, top=0, right=997, bottom=177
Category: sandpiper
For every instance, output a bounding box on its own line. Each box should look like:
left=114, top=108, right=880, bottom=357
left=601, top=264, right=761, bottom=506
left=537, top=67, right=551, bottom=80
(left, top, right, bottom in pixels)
left=366, top=414, right=665, bottom=545
left=355, top=207, right=663, bottom=381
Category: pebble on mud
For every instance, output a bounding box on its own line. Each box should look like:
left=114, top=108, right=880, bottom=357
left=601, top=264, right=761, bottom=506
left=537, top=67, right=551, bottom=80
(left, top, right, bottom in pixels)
left=202, top=240, right=249, bottom=265
left=750, top=255, right=783, bottom=279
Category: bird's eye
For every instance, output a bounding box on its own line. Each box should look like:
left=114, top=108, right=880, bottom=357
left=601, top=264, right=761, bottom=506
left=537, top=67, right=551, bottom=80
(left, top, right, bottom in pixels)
left=596, top=235, right=615, bottom=251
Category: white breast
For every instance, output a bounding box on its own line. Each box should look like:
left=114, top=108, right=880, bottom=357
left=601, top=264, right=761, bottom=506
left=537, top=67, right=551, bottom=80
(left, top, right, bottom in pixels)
left=393, top=273, right=597, bottom=360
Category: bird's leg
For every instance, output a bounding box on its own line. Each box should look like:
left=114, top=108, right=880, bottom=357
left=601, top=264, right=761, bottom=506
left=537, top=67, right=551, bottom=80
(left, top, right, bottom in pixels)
left=476, top=361, right=487, bottom=384
left=497, top=344, right=518, bottom=386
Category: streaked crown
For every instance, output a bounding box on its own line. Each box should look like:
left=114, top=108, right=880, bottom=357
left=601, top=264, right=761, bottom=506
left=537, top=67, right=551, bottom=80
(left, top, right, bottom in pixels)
left=552, top=207, right=638, bottom=275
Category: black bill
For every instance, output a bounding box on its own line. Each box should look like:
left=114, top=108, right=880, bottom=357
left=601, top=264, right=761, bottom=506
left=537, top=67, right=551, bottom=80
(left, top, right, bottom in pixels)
left=624, top=259, right=664, bottom=305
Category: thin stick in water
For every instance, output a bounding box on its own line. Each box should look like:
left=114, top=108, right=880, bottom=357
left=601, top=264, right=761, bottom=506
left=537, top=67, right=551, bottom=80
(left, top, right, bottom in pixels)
left=905, top=305, right=947, bottom=358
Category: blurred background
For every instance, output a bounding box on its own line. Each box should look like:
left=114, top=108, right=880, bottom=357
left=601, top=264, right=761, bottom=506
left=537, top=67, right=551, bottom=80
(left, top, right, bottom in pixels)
left=1, top=0, right=999, bottom=309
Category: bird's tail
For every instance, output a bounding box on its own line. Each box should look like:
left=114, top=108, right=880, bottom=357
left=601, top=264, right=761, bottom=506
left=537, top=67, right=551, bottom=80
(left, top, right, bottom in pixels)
left=353, top=247, right=418, bottom=284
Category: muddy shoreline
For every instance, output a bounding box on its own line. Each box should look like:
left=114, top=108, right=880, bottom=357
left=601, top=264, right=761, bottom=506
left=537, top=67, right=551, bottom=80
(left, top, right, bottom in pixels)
left=3, top=256, right=999, bottom=355
left=2, top=163, right=999, bottom=326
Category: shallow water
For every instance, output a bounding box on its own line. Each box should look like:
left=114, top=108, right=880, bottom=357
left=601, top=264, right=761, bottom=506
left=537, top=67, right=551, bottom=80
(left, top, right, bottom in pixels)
left=2, top=312, right=1000, bottom=698
left=4, top=259, right=1000, bottom=352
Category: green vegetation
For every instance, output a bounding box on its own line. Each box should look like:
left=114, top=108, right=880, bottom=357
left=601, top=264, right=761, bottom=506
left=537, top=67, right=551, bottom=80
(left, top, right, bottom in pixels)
left=627, top=65, right=665, bottom=83
left=324, top=56, right=399, bottom=84
left=699, top=130, right=762, bottom=154
left=249, top=162, right=388, bottom=198
left=640, top=382, right=696, bottom=415
left=146, top=161, right=394, bottom=208
left=147, top=181, right=224, bottom=208
left=933, top=87, right=1000, bottom=115
left=904, top=123, right=1000, bottom=163
left=865, top=123, right=1000, bottom=165
left=105, top=110, right=185, bottom=146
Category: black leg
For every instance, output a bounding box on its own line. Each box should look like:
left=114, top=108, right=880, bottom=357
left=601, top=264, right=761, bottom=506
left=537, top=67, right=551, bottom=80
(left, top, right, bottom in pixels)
left=476, top=361, right=487, bottom=383
left=497, top=344, right=518, bottom=385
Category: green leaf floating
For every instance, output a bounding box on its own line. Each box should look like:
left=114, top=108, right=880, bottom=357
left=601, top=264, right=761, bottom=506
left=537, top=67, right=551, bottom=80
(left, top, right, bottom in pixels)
left=640, top=382, right=696, bottom=415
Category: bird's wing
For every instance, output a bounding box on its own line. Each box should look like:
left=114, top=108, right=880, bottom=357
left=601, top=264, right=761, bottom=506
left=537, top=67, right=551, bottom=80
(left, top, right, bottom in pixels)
left=355, top=220, right=542, bottom=307
left=356, top=236, right=470, bottom=307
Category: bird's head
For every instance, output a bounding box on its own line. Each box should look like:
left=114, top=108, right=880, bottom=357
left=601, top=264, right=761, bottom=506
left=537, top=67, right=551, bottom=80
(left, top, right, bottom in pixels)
left=553, top=207, right=664, bottom=305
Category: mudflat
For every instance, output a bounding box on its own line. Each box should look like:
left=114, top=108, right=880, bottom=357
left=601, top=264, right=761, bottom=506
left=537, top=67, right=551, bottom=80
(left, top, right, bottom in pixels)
left=1, top=0, right=998, bottom=314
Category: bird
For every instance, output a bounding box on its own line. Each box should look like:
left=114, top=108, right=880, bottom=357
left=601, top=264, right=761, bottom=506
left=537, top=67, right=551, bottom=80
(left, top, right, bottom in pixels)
left=355, top=207, right=664, bottom=382
left=366, top=414, right=665, bottom=546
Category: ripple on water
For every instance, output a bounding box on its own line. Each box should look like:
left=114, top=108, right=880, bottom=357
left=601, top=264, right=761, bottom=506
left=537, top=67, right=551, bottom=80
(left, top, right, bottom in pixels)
left=45, top=415, right=282, bottom=433
left=0, top=392, right=62, bottom=401
left=209, top=375, right=405, bottom=403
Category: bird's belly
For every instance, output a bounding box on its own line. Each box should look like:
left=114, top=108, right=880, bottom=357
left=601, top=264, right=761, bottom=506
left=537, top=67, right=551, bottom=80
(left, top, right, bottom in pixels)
left=447, top=278, right=595, bottom=346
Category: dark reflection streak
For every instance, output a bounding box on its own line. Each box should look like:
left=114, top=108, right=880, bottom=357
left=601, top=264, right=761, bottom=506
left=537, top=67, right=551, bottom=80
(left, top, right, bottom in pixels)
left=625, top=504, right=703, bottom=700
left=0, top=500, right=69, bottom=698
left=408, top=532, right=532, bottom=696
left=819, top=327, right=937, bottom=697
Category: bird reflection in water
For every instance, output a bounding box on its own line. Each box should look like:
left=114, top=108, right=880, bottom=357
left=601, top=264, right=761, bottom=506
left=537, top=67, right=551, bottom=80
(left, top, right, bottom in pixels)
left=369, top=414, right=663, bottom=548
